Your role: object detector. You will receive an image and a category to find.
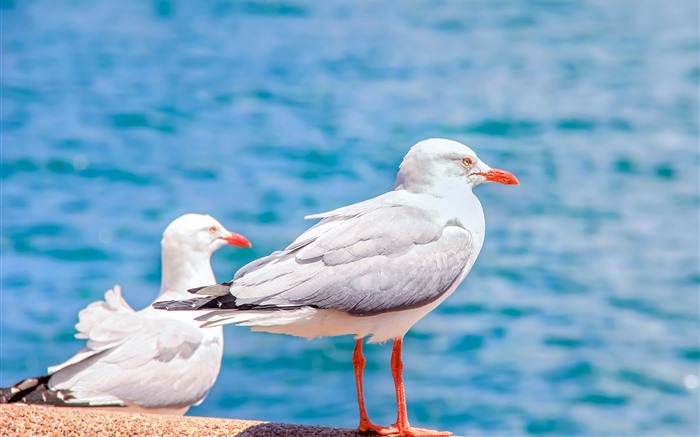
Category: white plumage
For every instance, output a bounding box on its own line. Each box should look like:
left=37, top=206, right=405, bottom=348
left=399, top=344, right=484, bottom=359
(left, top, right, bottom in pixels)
left=2, top=213, right=251, bottom=415
left=155, top=139, right=518, bottom=436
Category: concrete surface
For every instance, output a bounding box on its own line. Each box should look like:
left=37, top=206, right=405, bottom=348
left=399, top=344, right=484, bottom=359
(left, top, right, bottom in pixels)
left=0, top=404, right=363, bottom=436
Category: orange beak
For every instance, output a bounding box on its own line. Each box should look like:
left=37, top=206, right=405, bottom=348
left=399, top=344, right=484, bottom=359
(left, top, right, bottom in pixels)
left=223, top=232, right=252, bottom=248
left=482, top=168, right=519, bottom=185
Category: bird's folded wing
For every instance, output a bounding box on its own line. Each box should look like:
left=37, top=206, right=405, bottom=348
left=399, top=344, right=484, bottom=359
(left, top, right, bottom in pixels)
left=230, top=192, right=479, bottom=316
left=48, top=289, right=210, bottom=407
left=232, top=192, right=409, bottom=281
left=48, top=285, right=134, bottom=374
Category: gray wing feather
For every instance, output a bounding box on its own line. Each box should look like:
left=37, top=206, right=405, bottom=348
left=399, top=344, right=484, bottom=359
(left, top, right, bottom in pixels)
left=229, top=192, right=477, bottom=316
left=45, top=286, right=217, bottom=408
left=297, top=206, right=438, bottom=265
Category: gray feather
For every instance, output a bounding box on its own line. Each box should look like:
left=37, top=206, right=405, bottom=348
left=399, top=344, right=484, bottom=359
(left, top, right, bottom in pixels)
left=223, top=191, right=479, bottom=316
left=188, top=282, right=232, bottom=296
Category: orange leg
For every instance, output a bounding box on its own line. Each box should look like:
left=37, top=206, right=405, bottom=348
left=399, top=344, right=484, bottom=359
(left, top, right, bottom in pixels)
left=353, top=339, right=397, bottom=434
left=387, top=338, right=453, bottom=437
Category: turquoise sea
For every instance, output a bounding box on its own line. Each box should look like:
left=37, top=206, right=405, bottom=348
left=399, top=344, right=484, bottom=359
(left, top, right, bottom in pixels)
left=1, top=1, right=698, bottom=435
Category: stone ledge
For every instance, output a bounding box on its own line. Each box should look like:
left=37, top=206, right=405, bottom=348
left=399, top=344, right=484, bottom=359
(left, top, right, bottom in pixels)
left=0, top=404, right=361, bottom=437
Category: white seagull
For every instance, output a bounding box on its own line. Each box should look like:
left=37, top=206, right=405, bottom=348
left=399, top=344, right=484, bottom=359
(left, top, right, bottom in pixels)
left=155, top=139, right=518, bottom=435
left=1, top=213, right=251, bottom=415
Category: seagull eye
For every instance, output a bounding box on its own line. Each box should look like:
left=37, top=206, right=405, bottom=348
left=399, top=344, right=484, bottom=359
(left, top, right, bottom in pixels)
left=208, top=226, right=218, bottom=234
left=462, top=157, right=473, bottom=167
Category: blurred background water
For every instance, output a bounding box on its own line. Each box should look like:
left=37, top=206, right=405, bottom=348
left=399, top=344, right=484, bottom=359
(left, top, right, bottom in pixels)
left=1, top=0, right=698, bottom=435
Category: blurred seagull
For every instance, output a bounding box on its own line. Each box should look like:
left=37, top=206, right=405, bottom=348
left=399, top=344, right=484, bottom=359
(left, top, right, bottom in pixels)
left=1, top=214, right=251, bottom=415
left=154, top=139, right=518, bottom=435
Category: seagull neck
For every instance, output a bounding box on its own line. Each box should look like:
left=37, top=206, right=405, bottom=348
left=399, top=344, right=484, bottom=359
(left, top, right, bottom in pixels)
left=397, top=177, right=473, bottom=199
left=434, top=178, right=474, bottom=198
left=157, top=244, right=216, bottom=301
left=415, top=181, right=485, bottom=234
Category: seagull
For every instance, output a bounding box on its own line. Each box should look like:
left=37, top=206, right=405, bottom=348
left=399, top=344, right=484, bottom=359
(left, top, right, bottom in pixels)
left=1, top=213, right=251, bottom=415
left=154, top=138, right=518, bottom=435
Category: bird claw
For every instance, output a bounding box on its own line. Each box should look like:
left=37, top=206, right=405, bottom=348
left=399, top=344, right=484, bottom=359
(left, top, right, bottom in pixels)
left=357, top=421, right=398, bottom=435
left=398, top=427, right=453, bottom=437
left=358, top=424, right=452, bottom=437
left=374, top=427, right=400, bottom=436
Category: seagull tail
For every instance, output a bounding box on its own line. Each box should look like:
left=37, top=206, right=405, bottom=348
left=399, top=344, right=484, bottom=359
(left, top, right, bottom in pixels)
left=0, top=375, right=74, bottom=405
left=194, top=306, right=316, bottom=328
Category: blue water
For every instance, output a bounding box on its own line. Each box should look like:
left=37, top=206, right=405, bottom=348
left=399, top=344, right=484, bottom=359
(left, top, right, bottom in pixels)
left=2, top=1, right=698, bottom=435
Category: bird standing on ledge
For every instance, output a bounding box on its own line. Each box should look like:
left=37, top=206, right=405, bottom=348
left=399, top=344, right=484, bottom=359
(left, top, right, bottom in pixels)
left=155, top=139, right=519, bottom=435
left=2, top=214, right=251, bottom=415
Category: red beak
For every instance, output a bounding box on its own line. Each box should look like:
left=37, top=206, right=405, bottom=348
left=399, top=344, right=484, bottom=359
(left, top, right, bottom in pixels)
left=223, top=232, right=252, bottom=248
left=483, top=168, right=519, bottom=185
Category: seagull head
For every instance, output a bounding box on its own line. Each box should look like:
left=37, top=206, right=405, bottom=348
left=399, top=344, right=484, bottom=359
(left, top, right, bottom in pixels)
left=162, top=213, right=252, bottom=254
left=394, top=138, right=519, bottom=194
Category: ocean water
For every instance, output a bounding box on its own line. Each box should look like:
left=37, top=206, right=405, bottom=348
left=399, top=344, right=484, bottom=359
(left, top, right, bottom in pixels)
left=1, top=1, right=698, bottom=435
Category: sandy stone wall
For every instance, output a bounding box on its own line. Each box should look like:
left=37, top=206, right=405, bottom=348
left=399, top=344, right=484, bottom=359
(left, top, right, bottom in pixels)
left=0, top=404, right=360, bottom=436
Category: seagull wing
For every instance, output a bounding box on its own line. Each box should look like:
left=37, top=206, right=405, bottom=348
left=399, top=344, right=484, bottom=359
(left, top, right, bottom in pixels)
left=48, top=285, right=135, bottom=375
left=48, top=287, right=219, bottom=408
left=227, top=191, right=481, bottom=315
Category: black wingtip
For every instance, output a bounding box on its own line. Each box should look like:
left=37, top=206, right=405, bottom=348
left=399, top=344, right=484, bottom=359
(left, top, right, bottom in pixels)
left=1, top=375, right=75, bottom=405
left=152, top=299, right=196, bottom=310
left=152, top=300, right=172, bottom=310
left=153, top=296, right=233, bottom=311
left=187, top=281, right=233, bottom=296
